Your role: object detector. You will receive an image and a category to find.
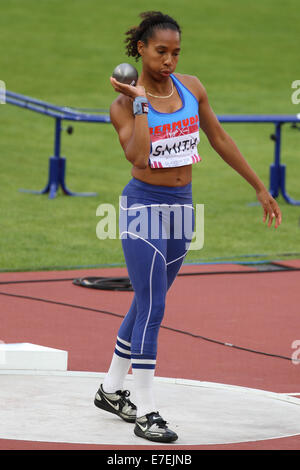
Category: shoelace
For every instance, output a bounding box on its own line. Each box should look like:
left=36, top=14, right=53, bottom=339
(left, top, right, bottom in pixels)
left=148, top=412, right=168, bottom=428
left=116, top=389, right=137, bottom=410
left=155, top=418, right=168, bottom=429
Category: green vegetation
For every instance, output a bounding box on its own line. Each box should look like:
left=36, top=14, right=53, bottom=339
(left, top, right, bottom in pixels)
left=1, top=0, right=299, bottom=271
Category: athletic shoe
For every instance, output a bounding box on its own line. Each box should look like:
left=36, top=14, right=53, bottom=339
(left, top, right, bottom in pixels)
left=94, top=384, right=137, bottom=423
left=134, top=411, right=178, bottom=442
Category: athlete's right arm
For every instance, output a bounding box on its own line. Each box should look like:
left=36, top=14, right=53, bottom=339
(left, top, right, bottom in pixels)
left=109, top=77, right=150, bottom=169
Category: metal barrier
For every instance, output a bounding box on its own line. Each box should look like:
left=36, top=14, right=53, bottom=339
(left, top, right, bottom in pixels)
left=6, top=91, right=110, bottom=198
left=5, top=91, right=300, bottom=203
left=220, top=114, right=300, bottom=205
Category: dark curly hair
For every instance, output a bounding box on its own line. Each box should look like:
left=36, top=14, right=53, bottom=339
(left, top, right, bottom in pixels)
left=124, top=11, right=181, bottom=62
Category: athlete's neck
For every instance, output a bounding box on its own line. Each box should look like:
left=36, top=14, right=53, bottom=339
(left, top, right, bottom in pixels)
left=138, top=71, right=173, bottom=96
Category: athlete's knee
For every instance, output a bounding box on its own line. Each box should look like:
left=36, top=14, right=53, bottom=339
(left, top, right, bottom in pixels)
left=136, top=296, right=166, bottom=319
left=147, top=298, right=166, bottom=330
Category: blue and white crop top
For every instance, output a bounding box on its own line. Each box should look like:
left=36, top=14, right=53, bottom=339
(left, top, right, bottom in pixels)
left=147, top=74, right=201, bottom=169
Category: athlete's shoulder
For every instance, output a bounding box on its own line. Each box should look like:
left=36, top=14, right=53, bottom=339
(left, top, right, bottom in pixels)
left=109, top=93, right=133, bottom=127
left=110, top=93, right=132, bottom=114
left=173, top=72, right=206, bottom=102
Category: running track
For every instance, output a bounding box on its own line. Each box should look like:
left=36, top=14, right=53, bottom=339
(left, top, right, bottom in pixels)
left=0, top=260, right=299, bottom=450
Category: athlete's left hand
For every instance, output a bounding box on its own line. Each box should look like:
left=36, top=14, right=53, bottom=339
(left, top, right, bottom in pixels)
left=256, top=188, right=282, bottom=228
left=110, top=77, right=146, bottom=100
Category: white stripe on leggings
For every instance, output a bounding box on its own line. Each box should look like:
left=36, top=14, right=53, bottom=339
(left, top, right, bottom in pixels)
left=120, top=231, right=166, bottom=265
left=117, top=336, right=131, bottom=347
left=120, top=231, right=188, bottom=267
left=120, top=202, right=194, bottom=211
left=140, top=250, right=157, bottom=355
left=115, top=344, right=131, bottom=356
left=166, top=251, right=187, bottom=266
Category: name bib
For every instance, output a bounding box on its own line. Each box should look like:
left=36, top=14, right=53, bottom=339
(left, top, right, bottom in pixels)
left=149, top=114, right=201, bottom=168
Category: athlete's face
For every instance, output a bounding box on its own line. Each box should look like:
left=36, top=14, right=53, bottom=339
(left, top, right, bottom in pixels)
left=138, top=29, right=181, bottom=79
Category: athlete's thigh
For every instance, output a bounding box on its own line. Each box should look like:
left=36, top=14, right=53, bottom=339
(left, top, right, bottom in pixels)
left=164, top=204, right=195, bottom=289
left=165, top=204, right=194, bottom=263
left=121, top=226, right=168, bottom=299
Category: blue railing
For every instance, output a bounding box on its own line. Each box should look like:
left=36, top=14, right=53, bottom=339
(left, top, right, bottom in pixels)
left=219, top=114, right=300, bottom=205
left=6, top=91, right=110, bottom=198
left=5, top=90, right=300, bottom=203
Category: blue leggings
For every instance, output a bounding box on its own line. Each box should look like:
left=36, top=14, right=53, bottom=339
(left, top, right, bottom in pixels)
left=116, top=178, right=194, bottom=370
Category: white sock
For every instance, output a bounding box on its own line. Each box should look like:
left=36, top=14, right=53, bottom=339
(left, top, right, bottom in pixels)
left=132, top=368, right=156, bottom=418
left=102, top=339, right=132, bottom=393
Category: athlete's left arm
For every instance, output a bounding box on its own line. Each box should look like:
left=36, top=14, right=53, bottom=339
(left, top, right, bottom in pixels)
left=194, top=77, right=282, bottom=229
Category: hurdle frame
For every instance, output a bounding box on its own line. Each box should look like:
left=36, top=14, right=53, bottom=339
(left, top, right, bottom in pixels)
left=6, top=91, right=110, bottom=199
left=220, top=114, right=300, bottom=205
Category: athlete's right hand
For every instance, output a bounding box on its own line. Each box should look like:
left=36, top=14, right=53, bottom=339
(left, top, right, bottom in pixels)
left=110, top=77, right=146, bottom=101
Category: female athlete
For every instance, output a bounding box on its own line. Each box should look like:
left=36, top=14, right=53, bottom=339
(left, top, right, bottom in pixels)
left=94, top=11, right=282, bottom=443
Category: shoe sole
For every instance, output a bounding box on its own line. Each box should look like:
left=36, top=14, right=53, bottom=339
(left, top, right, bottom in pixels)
left=134, top=425, right=178, bottom=443
left=94, top=397, right=136, bottom=423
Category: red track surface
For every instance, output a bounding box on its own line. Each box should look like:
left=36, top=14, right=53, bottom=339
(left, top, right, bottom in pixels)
left=0, top=261, right=299, bottom=450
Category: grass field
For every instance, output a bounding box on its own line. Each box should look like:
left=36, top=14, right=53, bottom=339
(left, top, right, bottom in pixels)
left=1, top=0, right=300, bottom=271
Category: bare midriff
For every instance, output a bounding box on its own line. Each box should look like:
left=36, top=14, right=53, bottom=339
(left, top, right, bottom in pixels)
left=131, top=163, right=192, bottom=187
